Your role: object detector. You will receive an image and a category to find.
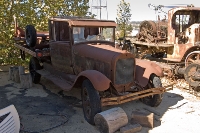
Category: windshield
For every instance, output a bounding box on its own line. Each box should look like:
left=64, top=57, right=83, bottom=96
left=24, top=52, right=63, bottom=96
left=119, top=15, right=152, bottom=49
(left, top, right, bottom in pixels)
left=73, top=27, right=115, bottom=43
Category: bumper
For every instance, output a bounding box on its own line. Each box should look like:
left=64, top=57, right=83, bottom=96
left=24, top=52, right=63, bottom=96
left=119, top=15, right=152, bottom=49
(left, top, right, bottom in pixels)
left=101, top=84, right=173, bottom=107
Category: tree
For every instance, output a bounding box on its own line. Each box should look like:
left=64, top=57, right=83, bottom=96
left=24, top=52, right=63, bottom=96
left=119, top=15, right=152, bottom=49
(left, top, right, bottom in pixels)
left=116, top=0, right=132, bottom=38
left=0, top=0, right=93, bottom=65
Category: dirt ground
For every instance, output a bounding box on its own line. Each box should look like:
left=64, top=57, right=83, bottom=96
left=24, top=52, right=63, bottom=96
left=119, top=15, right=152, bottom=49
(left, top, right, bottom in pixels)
left=0, top=65, right=200, bottom=133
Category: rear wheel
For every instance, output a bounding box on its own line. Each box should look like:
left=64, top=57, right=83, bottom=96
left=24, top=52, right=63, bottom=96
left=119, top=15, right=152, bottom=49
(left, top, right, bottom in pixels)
left=25, top=25, right=37, bottom=47
left=29, top=57, right=42, bottom=84
left=81, top=79, right=102, bottom=125
left=185, top=52, right=200, bottom=67
left=140, top=74, right=163, bottom=107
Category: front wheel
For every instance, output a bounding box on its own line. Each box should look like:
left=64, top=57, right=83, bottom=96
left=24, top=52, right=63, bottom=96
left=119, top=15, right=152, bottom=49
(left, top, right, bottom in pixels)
left=140, top=74, right=163, bottom=107
left=81, top=79, right=102, bottom=125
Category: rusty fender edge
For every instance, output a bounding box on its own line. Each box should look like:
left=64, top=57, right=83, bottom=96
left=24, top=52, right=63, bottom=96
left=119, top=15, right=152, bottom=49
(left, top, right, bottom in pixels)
left=101, top=84, right=173, bottom=107
left=74, top=70, right=111, bottom=91
left=135, top=59, right=164, bottom=88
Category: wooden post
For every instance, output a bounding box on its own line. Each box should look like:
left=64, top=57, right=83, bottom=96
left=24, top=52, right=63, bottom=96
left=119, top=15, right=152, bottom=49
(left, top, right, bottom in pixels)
left=131, top=111, right=154, bottom=128
left=9, top=66, right=25, bottom=83
left=18, top=66, right=25, bottom=75
left=94, top=107, right=128, bottom=133
left=9, top=66, right=19, bottom=83
left=120, top=124, right=142, bottom=133
left=20, top=73, right=32, bottom=88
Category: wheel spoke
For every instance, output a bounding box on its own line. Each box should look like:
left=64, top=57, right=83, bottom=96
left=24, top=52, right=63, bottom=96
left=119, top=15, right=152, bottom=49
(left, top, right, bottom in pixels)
left=197, top=54, right=200, bottom=60
left=188, top=58, right=195, bottom=63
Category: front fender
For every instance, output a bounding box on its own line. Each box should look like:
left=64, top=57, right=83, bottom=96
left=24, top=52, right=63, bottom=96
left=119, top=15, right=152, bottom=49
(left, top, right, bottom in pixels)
left=135, top=59, right=163, bottom=87
left=74, top=70, right=111, bottom=91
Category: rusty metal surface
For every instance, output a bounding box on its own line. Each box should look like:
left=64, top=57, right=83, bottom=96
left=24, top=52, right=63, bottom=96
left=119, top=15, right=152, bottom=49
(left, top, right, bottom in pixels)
left=69, top=20, right=117, bottom=27
left=184, top=63, right=200, bottom=87
left=185, top=51, right=200, bottom=67
left=73, top=43, right=120, bottom=79
left=37, top=69, right=72, bottom=91
left=14, top=43, right=36, bottom=57
left=49, top=16, right=117, bottom=27
left=135, top=59, right=164, bottom=87
left=166, top=43, right=194, bottom=60
left=41, top=63, right=111, bottom=92
left=75, top=70, right=111, bottom=91
left=101, top=85, right=173, bottom=106
left=166, top=7, right=200, bottom=61
left=167, top=7, right=200, bottom=44
left=133, top=40, right=173, bottom=47
left=135, top=6, right=200, bottom=63
left=73, top=43, right=135, bottom=92
left=137, top=20, right=167, bottom=44
left=14, top=16, right=172, bottom=107
left=49, top=42, right=74, bottom=74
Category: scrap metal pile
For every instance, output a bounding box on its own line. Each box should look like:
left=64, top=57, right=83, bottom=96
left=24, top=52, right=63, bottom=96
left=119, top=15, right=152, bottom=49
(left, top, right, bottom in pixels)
left=136, top=20, right=168, bottom=44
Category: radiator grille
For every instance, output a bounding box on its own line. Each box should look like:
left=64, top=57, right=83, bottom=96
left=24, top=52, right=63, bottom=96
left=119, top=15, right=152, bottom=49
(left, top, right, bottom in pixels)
left=115, top=58, right=134, bottom=84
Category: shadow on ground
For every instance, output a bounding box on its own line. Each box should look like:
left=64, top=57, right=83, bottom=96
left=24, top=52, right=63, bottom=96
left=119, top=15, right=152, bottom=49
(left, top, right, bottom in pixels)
left=103, top=91, right=184, bottom=133
left=0, top=81, right=80, bottom=133
left=0, top=70, right=185, bottom=133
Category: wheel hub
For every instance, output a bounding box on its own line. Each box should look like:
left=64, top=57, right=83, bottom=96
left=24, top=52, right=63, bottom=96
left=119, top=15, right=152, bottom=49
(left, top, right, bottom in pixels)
left=184, top=63, right=200, bottom=87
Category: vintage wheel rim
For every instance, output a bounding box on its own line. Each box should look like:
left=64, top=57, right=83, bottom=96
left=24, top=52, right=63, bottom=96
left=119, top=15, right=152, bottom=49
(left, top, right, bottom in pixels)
left=185, top=63, right=200, bottom=87
left=82, top=87, right=91, bottom=119
left=140, top=21, right=156, bottom=33
left=185, top=53, right=200, bottom=67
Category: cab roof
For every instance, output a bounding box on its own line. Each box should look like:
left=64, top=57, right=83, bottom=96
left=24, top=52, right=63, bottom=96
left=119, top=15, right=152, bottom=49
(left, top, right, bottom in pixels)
left=49, top=16, right=117, bottom=27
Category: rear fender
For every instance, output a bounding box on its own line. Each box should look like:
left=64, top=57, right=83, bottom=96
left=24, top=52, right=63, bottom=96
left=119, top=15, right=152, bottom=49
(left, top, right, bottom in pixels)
left=135, top=59, right=163, bottom=87
left=74, top=70, right=111, bottom=91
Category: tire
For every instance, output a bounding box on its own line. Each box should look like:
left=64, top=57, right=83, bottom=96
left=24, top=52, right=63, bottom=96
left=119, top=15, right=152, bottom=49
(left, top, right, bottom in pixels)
left=25, top=25, right=37, bottom=47
left=81, top=79, right=102, bottom=125
left=29, top=57, right=42, bottom=84
left=140, top=74, right=163, bottom=107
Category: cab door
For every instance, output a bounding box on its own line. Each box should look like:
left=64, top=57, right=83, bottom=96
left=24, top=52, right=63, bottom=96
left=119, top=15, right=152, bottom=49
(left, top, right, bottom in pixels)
left=49, top=20, right=74, bottom=74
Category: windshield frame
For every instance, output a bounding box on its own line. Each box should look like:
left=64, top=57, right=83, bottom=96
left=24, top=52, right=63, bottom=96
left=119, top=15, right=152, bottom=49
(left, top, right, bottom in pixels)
left=72, top=26, right=116, bottom=44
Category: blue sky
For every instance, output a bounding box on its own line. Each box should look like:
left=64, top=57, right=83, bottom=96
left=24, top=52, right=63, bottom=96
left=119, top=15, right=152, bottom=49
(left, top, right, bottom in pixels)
left=89, top=0, right=200, bottom=21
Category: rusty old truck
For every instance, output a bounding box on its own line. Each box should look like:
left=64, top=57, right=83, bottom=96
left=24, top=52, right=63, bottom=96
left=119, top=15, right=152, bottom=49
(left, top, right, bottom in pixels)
left=13, top=16, right=171, bottom=125
left=130, top=4, right=200, bottom=90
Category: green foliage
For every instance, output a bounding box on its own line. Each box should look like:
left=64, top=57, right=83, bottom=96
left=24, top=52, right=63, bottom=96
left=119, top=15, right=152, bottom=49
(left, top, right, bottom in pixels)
left=0, top=0, right=92, bottom=65
left=116, top=0, right=132, bottom=38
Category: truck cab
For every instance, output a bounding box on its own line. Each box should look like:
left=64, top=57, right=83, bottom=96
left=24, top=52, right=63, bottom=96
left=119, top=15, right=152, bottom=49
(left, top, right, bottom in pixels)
left=167, top=7, right=200, bottom=60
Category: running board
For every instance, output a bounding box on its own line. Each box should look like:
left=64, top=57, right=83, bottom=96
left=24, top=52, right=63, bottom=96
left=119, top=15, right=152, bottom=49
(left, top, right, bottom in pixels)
left=37, top=69, right=73, bottom=91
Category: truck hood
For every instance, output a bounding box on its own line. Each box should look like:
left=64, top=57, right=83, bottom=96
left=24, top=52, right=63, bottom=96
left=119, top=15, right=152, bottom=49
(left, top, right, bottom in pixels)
left=73, top=43, right=127, bottom=62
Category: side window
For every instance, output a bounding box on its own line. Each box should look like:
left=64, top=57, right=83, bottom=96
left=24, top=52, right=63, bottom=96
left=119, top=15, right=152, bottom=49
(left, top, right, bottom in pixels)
left=48, top=20, right=55, bottom=41
left=55, top=21, right=60, bottom=41
left=53, top=21, right=70, bottom=41
left=175, top=14, right=190, bottom=32
left=60, top=22, right=70, bottom=41
left=172, top=12, right=191, bottom=36
left=198, top=13, right=200, bottom=23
